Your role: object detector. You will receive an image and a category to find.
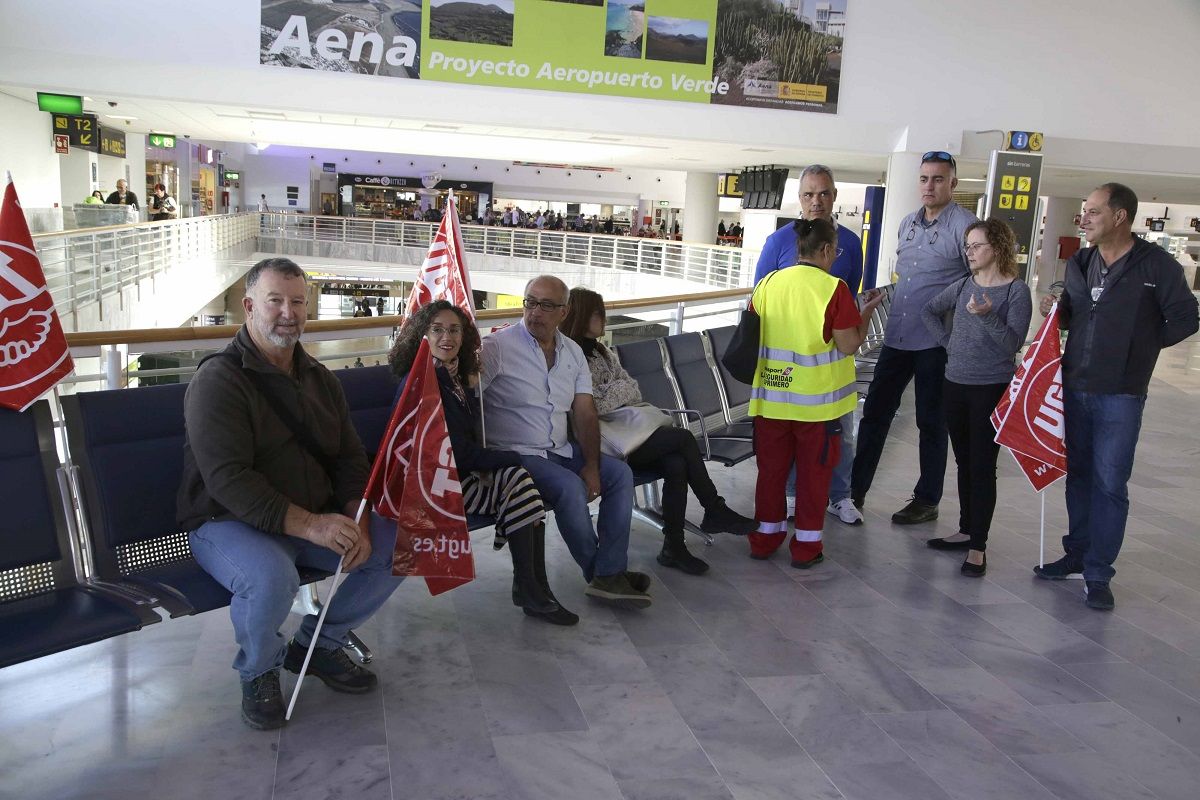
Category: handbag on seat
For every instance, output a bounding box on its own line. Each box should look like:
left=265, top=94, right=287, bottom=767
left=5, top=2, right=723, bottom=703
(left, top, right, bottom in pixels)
left=598, top=402, right=672, bottom=458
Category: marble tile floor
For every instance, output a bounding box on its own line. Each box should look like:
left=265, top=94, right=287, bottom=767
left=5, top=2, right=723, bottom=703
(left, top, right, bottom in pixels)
left=2, top=340, right=1199, bottom=800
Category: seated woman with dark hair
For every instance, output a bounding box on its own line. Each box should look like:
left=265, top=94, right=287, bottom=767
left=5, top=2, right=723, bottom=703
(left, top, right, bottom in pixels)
left=560, top=288, right=756, bottom=575
left=388, top=300, right=576, bottom=625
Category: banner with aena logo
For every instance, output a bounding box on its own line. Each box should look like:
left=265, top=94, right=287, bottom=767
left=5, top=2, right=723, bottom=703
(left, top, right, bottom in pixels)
left=260, top=0, right=848, bottom=114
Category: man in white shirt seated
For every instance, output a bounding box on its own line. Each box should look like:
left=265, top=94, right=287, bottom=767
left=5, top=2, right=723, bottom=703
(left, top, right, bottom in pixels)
left=481, top=275, right=651, bottom=611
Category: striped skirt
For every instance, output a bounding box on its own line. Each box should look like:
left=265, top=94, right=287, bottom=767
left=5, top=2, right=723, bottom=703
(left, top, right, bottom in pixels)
left=461, top=466, right=546, bottom=550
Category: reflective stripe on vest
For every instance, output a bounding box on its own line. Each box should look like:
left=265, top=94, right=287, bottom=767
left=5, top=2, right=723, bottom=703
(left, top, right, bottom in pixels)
left=751, top=383, right=858, bottom=407
left=758, top=345, right=850, bottom=368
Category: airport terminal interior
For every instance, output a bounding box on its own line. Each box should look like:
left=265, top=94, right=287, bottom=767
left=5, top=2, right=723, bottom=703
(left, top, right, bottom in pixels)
left=1, top=1, right=1199, bottom=799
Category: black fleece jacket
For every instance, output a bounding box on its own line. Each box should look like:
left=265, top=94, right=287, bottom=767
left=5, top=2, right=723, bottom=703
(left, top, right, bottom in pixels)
left=1059, top=237, right=1198, bottom=395
left=177, top=327, right=368, bottom=533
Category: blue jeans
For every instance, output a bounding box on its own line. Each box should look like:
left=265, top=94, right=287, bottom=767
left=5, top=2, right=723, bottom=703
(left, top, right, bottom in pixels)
left=1062, top=389, right=1146, bottom=583
left=520, top=443, right=633, bottom=582
left=786, top=408, right=855, bottom=503
left=189, top=512, right=403, bottom=682
left=852, top=345, right=948, bottom=505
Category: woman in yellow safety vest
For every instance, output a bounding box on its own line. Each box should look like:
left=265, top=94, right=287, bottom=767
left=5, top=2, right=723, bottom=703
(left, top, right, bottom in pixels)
left=748, top=217, right=883, bottom=567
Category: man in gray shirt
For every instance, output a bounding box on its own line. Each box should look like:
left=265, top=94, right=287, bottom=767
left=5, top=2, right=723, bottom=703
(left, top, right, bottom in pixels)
left=851, top=152, right=978, bottom=524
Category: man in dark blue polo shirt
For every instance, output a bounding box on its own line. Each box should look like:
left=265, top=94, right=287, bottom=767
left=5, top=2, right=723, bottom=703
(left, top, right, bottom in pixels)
left=851, top=152, right=978, bottom=524
left=753, top=164, right=865, bottom=525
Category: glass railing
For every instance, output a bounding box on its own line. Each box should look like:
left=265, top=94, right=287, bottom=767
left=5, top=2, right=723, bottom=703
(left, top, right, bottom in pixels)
left=32, top=212, right=756, bottom=328
left=32, top=213, right=259, bottom=315
left=258, top=213, right=756, bottom=289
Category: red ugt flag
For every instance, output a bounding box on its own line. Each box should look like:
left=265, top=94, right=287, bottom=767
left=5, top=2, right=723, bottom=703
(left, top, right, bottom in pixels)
left=992, top=307, right=1067, bottom=491
left=405, top=190, right=475, bottom=319
left=363, top=339, right=474, bottom=595
left=0, top=174, right=74, bottom=411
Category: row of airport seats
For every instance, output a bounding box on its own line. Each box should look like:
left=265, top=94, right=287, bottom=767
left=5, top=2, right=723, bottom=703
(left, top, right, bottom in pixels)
left=0, top=305, right=894, bottom=670
left=0, top=324, right=738, bottom=670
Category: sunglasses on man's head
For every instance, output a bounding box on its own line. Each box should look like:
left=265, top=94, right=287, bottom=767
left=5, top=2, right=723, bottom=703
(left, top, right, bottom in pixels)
left=921, top=151, right=957, bottom=170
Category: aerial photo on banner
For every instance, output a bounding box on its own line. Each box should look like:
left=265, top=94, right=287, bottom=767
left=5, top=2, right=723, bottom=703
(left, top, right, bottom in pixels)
left=260, top=0, right=848, bottom=114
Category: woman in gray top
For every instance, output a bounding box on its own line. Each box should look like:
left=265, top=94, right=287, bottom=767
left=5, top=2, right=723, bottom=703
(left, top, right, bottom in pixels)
left=921, top=218, right=1032, bottom=576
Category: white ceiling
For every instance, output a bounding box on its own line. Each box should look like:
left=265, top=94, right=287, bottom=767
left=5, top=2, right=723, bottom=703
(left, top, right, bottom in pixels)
left=7, top=85, right=1200, bottom=203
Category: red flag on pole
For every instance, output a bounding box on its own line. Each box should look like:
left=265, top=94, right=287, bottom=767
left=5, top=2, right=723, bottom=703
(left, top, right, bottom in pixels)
left=405, top=190, right=475, bottom=319
left=992, top=307, right=1067, bottom=491
left=0, top=174, right=74, bottom=411
left=364, top=339, right=474, bottom=595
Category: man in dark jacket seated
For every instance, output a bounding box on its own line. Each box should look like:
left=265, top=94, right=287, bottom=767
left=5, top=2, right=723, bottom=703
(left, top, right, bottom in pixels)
left=178, top=257, right=403, bottom=730
left=1033, top=183, right=1199, bottom=610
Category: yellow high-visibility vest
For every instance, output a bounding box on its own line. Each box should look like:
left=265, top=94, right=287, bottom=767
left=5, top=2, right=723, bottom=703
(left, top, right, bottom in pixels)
left=749, top=264, right=857, bottom=422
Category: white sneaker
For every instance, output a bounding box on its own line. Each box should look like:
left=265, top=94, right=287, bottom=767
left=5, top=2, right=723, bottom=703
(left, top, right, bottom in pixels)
left=827, top=498, right=864, bottom=526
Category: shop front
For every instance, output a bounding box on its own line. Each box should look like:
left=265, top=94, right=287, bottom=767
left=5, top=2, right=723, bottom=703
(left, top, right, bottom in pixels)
left=337, top=173, right=493, bottom=221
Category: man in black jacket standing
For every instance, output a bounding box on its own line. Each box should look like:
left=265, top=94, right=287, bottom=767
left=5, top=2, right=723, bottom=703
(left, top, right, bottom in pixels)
left=1034, top=183, right=1198, bottom=610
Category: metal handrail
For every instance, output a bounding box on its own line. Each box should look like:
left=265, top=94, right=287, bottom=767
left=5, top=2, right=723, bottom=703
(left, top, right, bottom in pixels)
left=257, top=212, right=757, bottom=290
left=31, top=213, right=259, bottom=317
left=30, top=211, right=755, bottom=328
left=61, top=287, right=749, bottom=392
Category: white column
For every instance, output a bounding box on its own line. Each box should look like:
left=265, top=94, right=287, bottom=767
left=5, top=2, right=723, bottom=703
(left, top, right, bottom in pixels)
left=633, top=196, right=652, bottom=233
left=877, top=151, right=923, bottom=284
left=1035, top=196, right=1082, bottom=293
left=682, top=171, right=718, bottom=243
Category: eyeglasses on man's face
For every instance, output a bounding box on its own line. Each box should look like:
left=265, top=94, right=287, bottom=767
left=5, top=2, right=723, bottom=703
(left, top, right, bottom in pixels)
left=523, top=297, right=566, bottom=312
left=963, top=242, right=989, bottom=255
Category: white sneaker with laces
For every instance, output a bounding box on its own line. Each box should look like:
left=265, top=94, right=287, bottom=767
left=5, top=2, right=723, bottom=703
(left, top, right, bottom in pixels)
left=827, top=498, right=864, bottom=525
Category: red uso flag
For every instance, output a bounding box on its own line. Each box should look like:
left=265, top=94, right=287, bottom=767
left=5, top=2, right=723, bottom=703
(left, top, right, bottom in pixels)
left=365, top=339, right=473, bottom=595
left=992, top=307, right=1067, bottom=491
left=0, top=174, right=74, bottom=411
left=405, top=190, right=475, bottom=319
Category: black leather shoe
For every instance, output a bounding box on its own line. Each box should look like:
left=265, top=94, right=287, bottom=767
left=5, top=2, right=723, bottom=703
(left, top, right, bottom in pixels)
left=961, top=554, right=986, bottom=577
left=524, top=605, right=580, bottom=626
left=657, top=545, right=709, bottom=575
left=241, top=669, right=285, bottom=730
left=892, top=499, right=938, bottom=525
left=790, top=553, right=825, bottom=569
left=1033, top=555, right=1084, bottom=580
left=284, top=639, right=377, bottom=694
left=700, top=504, right=757, bottom=536
left=927, top=535, right=971, bottom=551
left=1085, top=581, right=1115, bottom=610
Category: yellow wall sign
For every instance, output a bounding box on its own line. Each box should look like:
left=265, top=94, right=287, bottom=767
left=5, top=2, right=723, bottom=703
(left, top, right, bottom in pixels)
left=495, top=293, right=524, bottom=309
left=718, top=173, right=742, bottom=197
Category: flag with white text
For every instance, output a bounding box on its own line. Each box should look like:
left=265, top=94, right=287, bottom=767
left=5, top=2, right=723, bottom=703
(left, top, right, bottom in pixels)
left=0, top=174, right=74, bottom=411
left=364, top=339, right=473, bottom=595
left=992, top=308, right=1067, bottom=491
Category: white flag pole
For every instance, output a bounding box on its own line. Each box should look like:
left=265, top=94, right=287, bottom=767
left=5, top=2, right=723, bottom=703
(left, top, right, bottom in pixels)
left=1039, top=491, right=1046, bottom=569
left=446, top=189, right=487, bottom=447
left=285, top=496, right=368, bottom=720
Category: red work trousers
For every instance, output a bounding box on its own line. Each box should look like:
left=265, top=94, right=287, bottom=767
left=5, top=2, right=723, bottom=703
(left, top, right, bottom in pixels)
left=750, top=416, right=841, bottom=563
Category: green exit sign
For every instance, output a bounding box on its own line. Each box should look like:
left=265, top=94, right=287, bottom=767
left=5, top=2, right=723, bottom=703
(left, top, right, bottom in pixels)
left=224, top=171, right=240, bottom=180
left=37, top=92, right=83, bottom=115
left=149, top=133, right=176, bottom=149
